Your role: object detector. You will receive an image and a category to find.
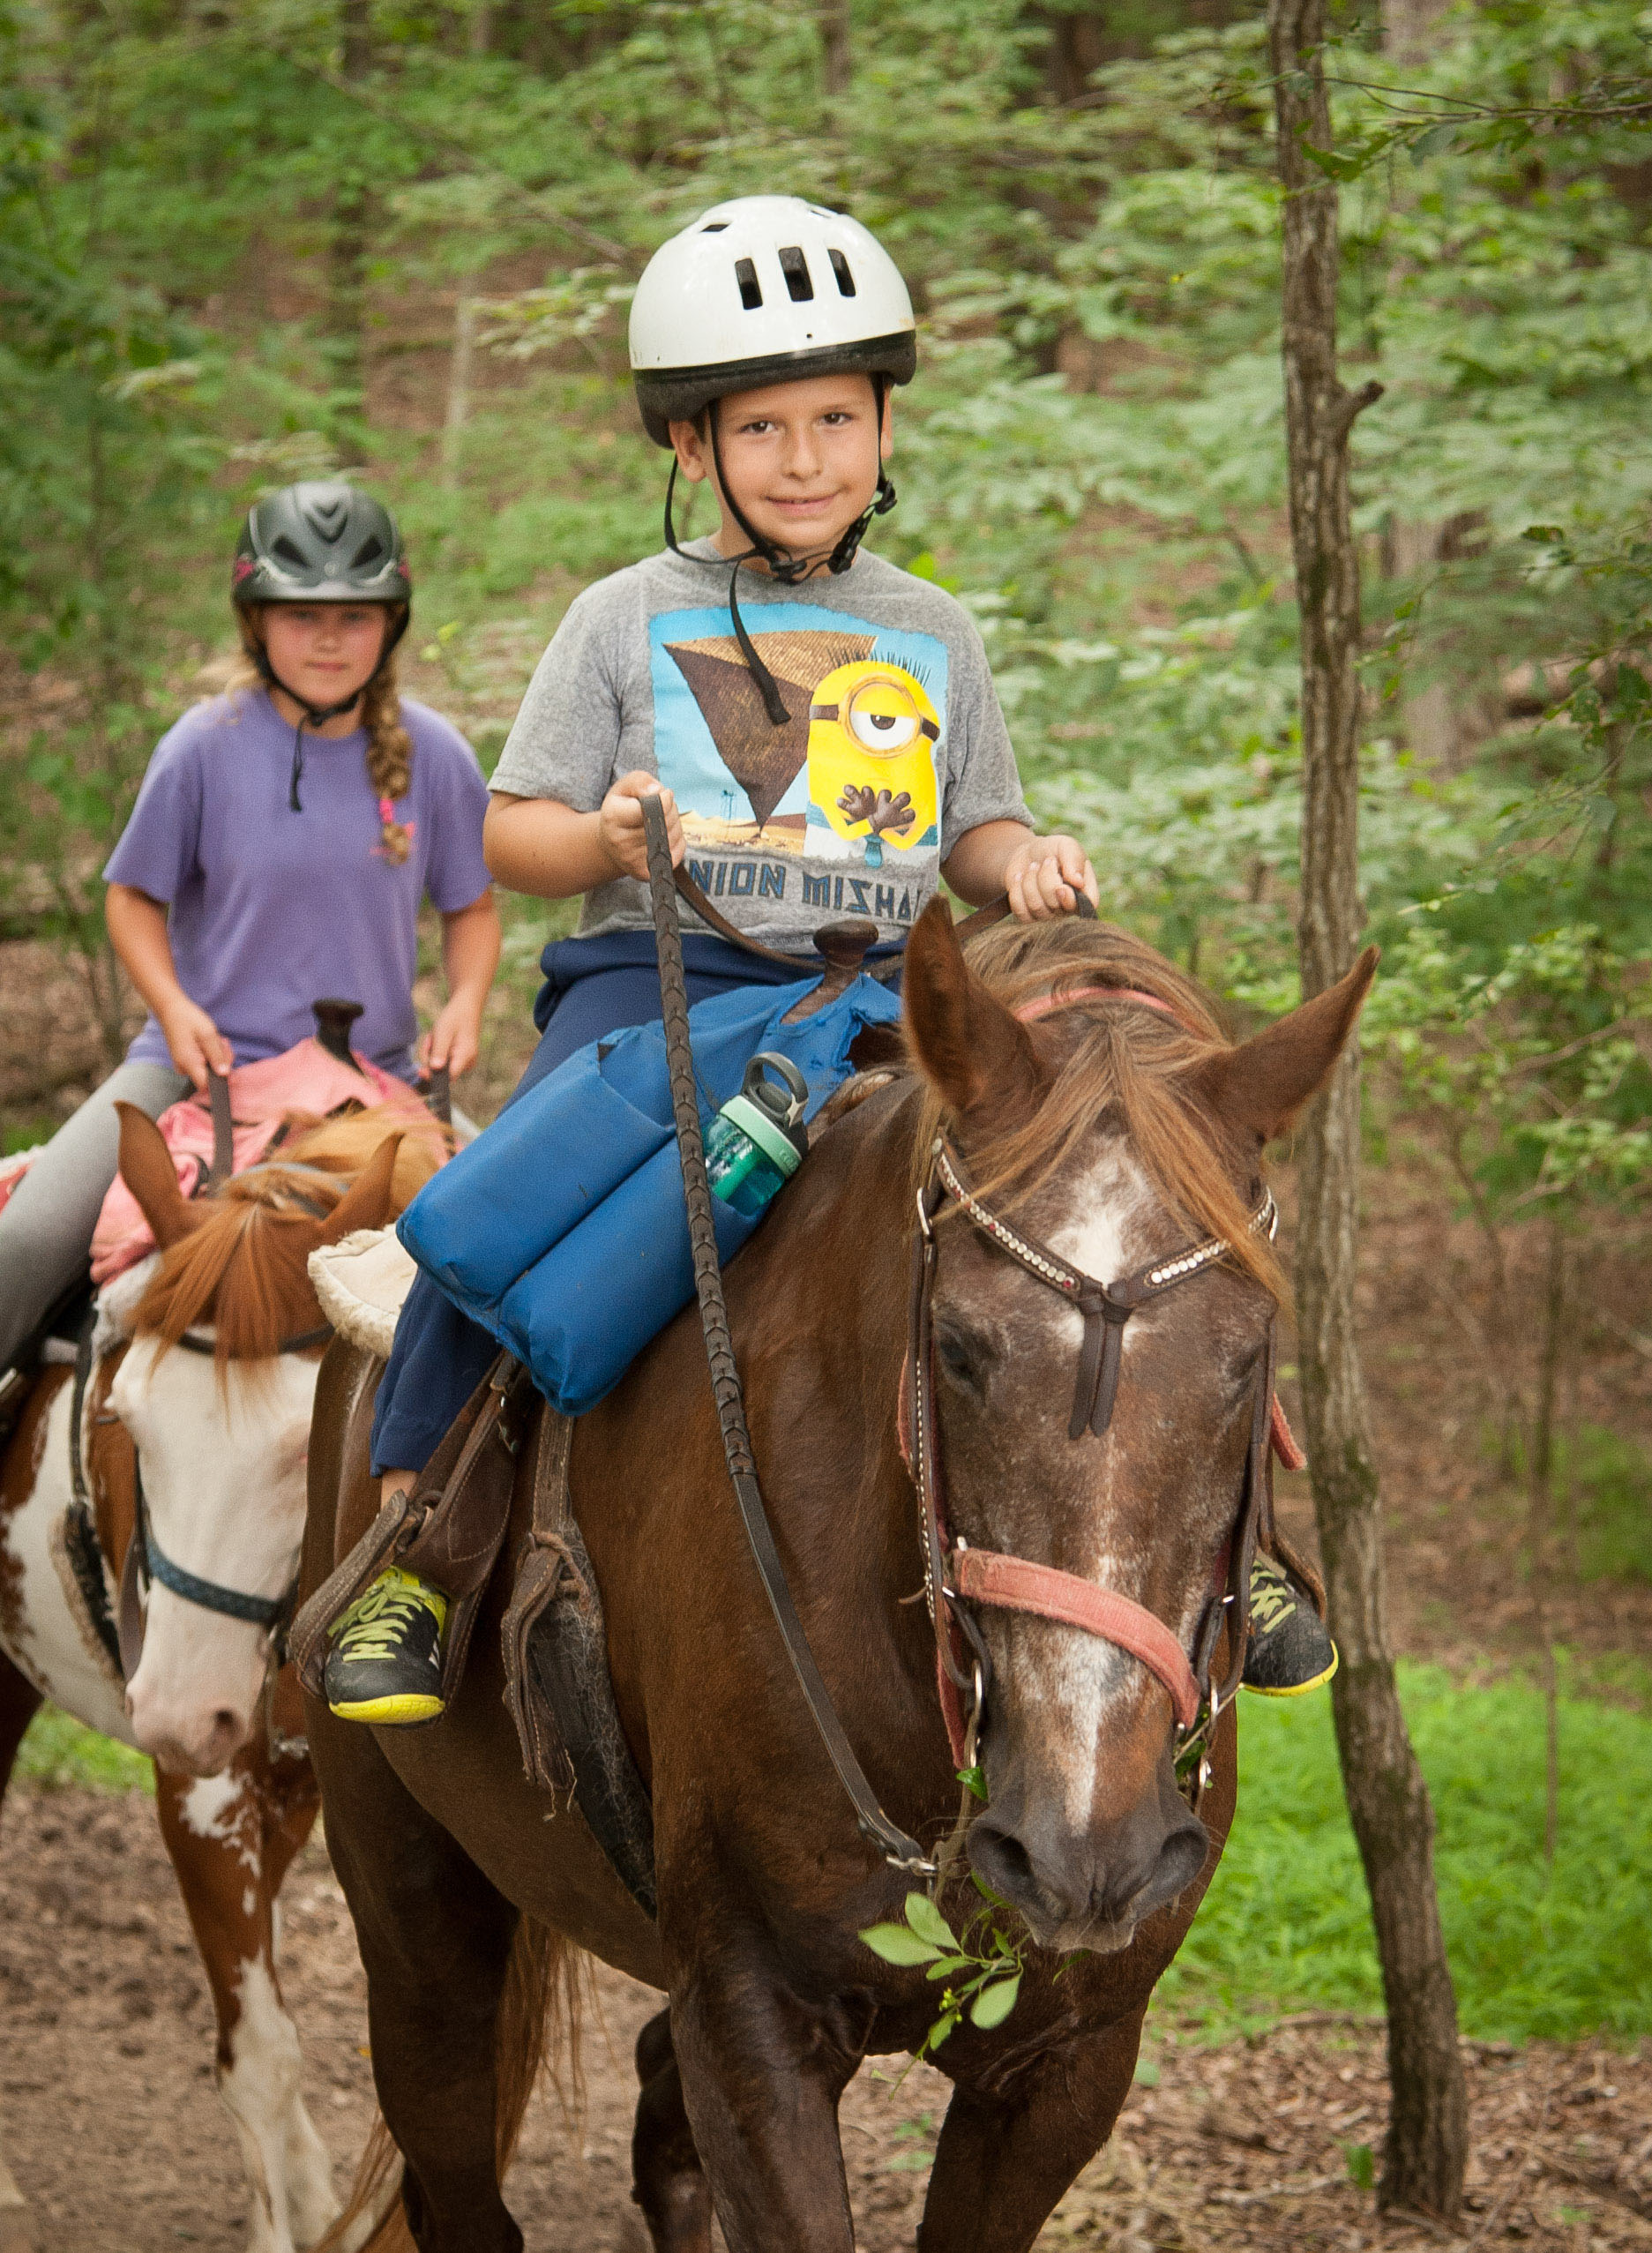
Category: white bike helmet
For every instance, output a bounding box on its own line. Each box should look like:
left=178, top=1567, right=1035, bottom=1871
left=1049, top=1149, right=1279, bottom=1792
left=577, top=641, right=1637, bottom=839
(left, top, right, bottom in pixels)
left=630, top=196, right=917, bottom=445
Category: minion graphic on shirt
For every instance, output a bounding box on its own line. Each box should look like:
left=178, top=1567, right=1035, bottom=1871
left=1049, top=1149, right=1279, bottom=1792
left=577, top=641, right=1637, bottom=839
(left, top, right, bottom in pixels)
left=803, top=660, right=941, bottom=866
left=648, top=601, right=949, bottom=934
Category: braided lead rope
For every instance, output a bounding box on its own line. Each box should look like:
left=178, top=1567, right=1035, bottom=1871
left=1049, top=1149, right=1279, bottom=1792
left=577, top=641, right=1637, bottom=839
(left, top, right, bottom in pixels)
left=640, top=795, right=936, bottom=1878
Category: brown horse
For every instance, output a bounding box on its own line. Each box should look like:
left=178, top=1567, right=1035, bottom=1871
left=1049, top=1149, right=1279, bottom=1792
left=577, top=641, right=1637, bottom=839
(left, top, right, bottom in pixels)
left=0, top=1105, right=440, bottom=2253
left=303, top=902, right=1375, bottom=2253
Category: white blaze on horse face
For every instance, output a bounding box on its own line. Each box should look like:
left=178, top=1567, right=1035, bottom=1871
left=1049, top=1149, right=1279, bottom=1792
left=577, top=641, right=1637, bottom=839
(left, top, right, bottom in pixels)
left=1031, top=1142, right=1161, bottom=1831
left=112, top=1336, right=318, bottom=1776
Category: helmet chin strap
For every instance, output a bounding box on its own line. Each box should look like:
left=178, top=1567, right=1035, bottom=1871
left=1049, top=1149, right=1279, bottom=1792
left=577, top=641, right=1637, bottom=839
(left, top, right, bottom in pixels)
left=662, top=382, right=898, bottom=733
left=247, top=610, right=407, bottom=812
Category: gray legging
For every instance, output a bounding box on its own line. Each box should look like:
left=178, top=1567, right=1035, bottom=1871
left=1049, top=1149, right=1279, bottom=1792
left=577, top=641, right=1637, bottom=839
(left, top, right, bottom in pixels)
left=0, top=1059, right=189, bottom=1370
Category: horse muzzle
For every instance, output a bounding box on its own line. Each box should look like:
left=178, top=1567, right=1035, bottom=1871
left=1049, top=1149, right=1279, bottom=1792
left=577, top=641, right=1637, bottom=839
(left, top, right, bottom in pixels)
left=967, top=1759, right=1209, bottom=1953
left=124, top=1662, right=258, bottom=1777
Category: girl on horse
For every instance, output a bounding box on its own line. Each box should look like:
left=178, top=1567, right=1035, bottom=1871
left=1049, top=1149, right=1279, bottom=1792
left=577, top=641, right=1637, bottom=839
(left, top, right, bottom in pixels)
left=324, top=198, right=1335, bottom=1724
left=0, top=483, right=499, bottom=1383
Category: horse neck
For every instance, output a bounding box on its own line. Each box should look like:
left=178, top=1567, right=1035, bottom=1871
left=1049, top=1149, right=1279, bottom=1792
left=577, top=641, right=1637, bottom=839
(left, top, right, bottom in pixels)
left=734, top=1080, right=930, bottom=1632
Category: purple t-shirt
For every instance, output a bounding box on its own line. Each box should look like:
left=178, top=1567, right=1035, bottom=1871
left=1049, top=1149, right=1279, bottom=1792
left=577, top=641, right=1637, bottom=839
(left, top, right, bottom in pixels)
left=105, top=688, right=491, bottom=1079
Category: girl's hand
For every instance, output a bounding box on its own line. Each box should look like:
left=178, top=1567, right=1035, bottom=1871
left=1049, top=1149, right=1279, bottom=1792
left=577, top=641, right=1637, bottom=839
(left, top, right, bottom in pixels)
left=158, top=996, right=233, bottom=1090
left=1003, top=834, right=1099, bottom=923
left=597, top=772, right=684, bottom=883
left=420, top=996, right=484, bottom=1081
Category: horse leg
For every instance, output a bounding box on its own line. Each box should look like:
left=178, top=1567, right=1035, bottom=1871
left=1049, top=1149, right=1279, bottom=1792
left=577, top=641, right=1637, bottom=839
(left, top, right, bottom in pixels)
left=667, top=1953, right=859, bottom=2253
left=309, top=1709, right=526, bottom=2253
left=0, top=1648, right=42, bottom=1818
left=0, top=1649, right=43, bottom=2253
left=915, top=2008, right=1147, bottom=2253
left=155, top=1749, right=337, bottom=2253
left=631, top=2009, right=711, bottom=2253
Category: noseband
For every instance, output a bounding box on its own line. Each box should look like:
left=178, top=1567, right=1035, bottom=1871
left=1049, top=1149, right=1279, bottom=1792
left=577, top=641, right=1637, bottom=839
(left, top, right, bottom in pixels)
left=903, top=985, right=1292, bottom=1801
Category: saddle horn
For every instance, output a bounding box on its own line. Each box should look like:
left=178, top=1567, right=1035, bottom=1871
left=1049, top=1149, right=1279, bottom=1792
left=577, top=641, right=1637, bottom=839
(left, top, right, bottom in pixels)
left=312, top=997, right=367, bottom=1074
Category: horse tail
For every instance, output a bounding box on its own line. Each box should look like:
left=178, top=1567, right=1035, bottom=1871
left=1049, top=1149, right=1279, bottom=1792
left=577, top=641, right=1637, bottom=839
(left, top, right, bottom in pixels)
left=495, top=1912, right=587, bottom=2172
left=314, top=1913, right=584, bottom=2253
left=313, top=2121, right=408, bottom=2253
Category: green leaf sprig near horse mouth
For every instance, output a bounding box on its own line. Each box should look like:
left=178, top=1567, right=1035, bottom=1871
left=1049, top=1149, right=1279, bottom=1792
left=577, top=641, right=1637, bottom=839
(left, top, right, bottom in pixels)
left=859, top=1879, right=1028, bottom=2059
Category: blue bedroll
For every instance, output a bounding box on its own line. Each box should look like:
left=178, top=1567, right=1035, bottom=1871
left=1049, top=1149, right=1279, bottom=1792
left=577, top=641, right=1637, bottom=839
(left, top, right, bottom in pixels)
left=397, top=972, right=901, bottom=1417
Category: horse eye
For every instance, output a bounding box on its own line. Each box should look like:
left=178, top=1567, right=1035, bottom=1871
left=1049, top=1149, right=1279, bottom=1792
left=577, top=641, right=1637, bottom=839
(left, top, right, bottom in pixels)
left=934, top=1321, right=993, bottom=1396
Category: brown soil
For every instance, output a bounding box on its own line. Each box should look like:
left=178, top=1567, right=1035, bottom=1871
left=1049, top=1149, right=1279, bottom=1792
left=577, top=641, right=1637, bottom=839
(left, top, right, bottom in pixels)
left=2, top=1785, right=1648, bottom=2251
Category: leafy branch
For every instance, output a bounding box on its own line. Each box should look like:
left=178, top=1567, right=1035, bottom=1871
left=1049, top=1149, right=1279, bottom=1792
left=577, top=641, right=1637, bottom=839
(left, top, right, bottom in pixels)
left=859, top=1883, right=1027, bottom=2063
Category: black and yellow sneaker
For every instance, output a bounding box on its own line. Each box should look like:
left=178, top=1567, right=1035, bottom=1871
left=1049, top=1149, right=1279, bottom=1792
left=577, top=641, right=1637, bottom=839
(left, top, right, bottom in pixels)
left=1243, top=1556, right=1338, bottom=1695
left=324, top=1566, right=449, bottom=1725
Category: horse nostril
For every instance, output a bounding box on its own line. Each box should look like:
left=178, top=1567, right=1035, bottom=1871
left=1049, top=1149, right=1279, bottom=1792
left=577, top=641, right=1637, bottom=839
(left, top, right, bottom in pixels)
left=213, top=1709, right=239, bottom=1743
left=968, top=1822, right=1037, bottom=1905
left=1155, top=1824, right=1209, bottom=1904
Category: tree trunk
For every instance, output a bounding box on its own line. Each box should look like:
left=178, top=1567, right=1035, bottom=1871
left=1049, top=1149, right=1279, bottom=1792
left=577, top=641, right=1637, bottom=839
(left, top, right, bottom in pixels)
left=1381, top=0, right=1452, bottom=71
left=819, top=0, right=851, bottom=99
left=1268, top=0, right=1469, bottom=2223
left=1381, top=516, right=1458, bottom=769
left=1377, top=0, right=1457, bottom=763
left=1528, top=1218, right=1566, bottom=1865
left=329, top=0, right=373, bottom=399
left=441, top=296, right=476, bottom=490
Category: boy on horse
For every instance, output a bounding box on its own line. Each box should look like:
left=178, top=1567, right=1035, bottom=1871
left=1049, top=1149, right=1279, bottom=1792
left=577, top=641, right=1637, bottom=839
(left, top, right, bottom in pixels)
left=324, top=198, right=1334, bottom=1723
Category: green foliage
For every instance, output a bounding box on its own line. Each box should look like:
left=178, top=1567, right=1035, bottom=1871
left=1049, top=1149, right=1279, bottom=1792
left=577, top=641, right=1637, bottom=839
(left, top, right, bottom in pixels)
left=860, top=1885, right=1028, bottom=2055
left=1496, top=1420, right=1652, bottom=1584
left=1156, top=1665, right=1652, bottom=2043
left=16, top=1703, right=153, bottom=1793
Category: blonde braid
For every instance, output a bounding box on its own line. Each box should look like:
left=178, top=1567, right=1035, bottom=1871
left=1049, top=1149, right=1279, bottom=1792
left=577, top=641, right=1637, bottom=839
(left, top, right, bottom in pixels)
left=361, top=632, right=415, bottom=865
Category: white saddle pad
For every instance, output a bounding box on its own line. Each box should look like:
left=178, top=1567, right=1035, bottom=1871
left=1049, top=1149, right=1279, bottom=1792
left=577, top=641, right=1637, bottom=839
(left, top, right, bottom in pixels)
left=309, top=1228, right=418, bottom=1361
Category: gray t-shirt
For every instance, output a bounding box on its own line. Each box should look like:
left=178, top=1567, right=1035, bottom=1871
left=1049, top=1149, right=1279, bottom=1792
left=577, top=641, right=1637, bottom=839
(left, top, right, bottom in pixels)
left=490, top=541, right=1030, bottom=950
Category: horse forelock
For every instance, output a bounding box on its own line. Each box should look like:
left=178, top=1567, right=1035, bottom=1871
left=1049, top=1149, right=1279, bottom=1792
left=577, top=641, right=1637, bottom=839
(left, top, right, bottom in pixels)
left=130, top=1105, right=438, bottom=1369
left=908, top=919, right=1284, bottom=1302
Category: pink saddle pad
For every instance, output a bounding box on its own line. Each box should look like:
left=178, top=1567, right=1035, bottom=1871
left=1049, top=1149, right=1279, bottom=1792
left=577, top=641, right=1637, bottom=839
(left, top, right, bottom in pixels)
left=90, top=1039, right=434, bottom=1283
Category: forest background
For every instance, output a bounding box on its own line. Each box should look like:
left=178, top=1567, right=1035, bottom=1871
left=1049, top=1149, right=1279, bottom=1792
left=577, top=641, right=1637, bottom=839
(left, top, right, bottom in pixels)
left=3, top=0, right=1650, bottom=2133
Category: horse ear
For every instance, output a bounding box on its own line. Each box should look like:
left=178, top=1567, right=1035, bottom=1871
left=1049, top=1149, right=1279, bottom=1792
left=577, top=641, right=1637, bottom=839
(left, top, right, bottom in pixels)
left=315, top=1133, right=402, bottom=1246
left=116, top=1103, right=205, bottom=1250
left=902, top=898, right=1049, bottom=1130
left=1192, top=947, right=1379, bottom=1146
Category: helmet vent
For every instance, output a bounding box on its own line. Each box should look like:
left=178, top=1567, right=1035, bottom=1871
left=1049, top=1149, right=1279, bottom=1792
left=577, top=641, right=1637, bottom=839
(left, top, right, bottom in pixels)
left=778, top=245, right=814, bottom=303
left=735, top=257, right=763, bottom=311
left=350, top=535, right=385, bottom=568
left=828, top=248, right=856, bottom=297
left=272, top=535, right=309, bottom=567
left=701, top=221, right=729, bottom=232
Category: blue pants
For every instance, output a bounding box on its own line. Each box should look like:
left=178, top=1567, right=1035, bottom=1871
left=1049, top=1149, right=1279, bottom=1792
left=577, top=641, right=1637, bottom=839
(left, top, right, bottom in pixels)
left=370, top=931, right=899, bottom=1475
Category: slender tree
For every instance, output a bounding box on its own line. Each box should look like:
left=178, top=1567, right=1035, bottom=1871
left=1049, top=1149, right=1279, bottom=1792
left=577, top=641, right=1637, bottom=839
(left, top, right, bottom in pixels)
left=329, top=0, right=374, bottom=398
left=1267, top=0, right=1469, bottom=2220
left=819, top=0, right=852, bottom=98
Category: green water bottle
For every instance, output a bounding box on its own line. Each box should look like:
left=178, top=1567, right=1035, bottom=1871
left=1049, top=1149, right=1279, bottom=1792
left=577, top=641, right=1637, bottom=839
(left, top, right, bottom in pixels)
left=705, top=1053, right=810, bottom=1218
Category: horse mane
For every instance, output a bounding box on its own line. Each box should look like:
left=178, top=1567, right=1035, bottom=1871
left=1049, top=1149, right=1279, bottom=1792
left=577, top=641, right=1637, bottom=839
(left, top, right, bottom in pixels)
left=132, top=1105, right=445, bottom=1367
left=916, top=919, right=1285, bottom=1300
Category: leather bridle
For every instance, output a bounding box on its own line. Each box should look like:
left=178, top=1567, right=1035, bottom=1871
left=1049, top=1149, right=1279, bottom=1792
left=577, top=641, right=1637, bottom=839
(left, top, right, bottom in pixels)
left=901, top=986, right=1291, bottom=1808
left=116, top=1329, right=329, bottom=1679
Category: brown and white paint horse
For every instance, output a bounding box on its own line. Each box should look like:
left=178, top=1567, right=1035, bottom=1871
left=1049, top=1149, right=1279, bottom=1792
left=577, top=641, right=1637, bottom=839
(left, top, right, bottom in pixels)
left=0, top=1105, right=439, bottom=2253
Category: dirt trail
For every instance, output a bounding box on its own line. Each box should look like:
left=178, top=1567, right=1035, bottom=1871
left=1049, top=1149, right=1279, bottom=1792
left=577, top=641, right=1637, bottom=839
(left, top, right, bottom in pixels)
left=1, top=1783, right=1647, bottom=2252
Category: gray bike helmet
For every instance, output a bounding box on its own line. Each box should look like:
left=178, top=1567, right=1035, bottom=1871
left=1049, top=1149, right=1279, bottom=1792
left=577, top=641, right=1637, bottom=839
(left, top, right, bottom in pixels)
left=231, top=483, right=412, bottom=811
left=232, top=482, right=412, bottom=609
